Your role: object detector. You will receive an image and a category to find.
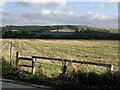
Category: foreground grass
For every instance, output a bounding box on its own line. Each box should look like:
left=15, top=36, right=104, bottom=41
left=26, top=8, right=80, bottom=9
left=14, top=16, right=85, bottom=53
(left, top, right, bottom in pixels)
left=2, top=59, right=120, bottom=88
left=2, top=39, right=120, bottom=88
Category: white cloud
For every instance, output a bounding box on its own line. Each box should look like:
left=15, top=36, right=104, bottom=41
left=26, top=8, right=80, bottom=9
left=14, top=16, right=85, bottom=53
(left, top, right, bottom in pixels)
left=107, top=0, right=119, bottom=4
left=18, top=0, right=67, bottom=8
left=0, top=0, right=6, bottom=7
left=53, top=10, right=65, bottom=15
left=0, top=9, right=9, bottom=13
left=96, top=0, right=118, bottom=8
left=19, top=0, right=41, bottom=6
left=41, top=9, right=52, bottom=16
left=96, top=3, right=105, bottom=8
left=18, top=10, right=117, bottom=28
left=1, top=9, right=27, bottom=25
left=67, top=11, right=74, bottom=16
left=87, top=11, right=108, bottom=20
left=1, top=8, right=118, bottom=28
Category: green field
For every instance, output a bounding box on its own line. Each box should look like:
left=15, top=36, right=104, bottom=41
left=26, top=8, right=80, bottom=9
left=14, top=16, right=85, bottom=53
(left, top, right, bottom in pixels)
left=2, top=39, right=120, bottom=88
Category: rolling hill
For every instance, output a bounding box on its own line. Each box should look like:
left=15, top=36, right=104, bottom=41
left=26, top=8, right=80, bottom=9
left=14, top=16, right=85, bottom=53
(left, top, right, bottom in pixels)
left=2, top=25, right=119, bottom=39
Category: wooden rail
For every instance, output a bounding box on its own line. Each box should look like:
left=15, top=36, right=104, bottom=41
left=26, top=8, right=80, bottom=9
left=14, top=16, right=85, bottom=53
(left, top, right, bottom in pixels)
left=16, top=52, right=114, bottom=75
left=32, top=56, right=113, bottom=67
left=32, top=56, right=114, bottom=74
left=16, top=52, right=35, bottom=74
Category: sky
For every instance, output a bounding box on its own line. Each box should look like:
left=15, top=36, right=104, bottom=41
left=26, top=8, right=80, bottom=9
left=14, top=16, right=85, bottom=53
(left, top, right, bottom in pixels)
left=0, top=0, right=119, bottom=28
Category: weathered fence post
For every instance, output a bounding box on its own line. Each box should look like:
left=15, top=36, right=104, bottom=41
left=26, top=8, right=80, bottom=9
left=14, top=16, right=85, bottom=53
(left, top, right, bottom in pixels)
left=62, top=61, right=68, bottom=76
left=32, top=58, right=36, bottom=75
left=16, top=52, right=19, bottom=68
left=108, top=65, right=114, bottom=74
left=10, top=43, right=12, bottom=68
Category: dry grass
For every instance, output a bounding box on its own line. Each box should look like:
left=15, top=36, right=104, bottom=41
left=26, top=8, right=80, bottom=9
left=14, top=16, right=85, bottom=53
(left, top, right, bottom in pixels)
left=2, top=39, right=119, bottom=74
left=2, top=39, right=120, bottom=88
left=50, top=29, right=75, bottom=32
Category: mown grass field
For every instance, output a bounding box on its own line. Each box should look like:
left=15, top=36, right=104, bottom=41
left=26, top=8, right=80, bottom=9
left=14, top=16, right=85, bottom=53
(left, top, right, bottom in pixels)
left=2, top=39, right=120, bottom=88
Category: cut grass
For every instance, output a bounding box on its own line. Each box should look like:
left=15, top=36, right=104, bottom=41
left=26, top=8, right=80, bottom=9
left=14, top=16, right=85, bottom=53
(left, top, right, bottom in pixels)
left=2, top=39, right=119, bottom=72
left=2, top=39, right=120, bottom=88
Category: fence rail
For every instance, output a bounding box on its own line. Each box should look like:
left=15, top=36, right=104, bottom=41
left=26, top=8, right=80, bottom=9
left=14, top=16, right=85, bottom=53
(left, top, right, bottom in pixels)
left=32, top=56, right=112, bottom=67
left=16, top=52, right=114, bottom=75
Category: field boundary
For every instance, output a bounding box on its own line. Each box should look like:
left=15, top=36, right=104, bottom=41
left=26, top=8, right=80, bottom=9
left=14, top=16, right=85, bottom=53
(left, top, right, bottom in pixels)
left=16, top=52, right=114, bottom=75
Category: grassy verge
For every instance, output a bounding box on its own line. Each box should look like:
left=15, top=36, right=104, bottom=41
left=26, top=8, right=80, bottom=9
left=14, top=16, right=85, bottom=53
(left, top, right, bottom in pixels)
left=2, top=57, right=120, bottom=88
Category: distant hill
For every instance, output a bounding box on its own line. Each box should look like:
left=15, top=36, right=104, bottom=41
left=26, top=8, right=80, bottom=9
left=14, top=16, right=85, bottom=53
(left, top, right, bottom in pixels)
left=2, top=25, right=118, bottom=33
left=2, top=25, right=119, bottom=39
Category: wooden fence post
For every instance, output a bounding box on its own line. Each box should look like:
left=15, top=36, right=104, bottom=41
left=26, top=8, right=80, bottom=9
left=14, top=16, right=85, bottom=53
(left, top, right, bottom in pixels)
left=62, top=61, right=68, bottom=76
left=10, top=43, right=12, bottom=68
left=108, top=65, right=114, bottom=74
left=16, top=52, right=19, bottom=68
left=32, top=58, right=36, bottom=75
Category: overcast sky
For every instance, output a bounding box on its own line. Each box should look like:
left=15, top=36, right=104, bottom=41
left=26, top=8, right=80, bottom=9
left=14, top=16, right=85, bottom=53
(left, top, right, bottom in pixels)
left=0, top=0, right=119, bottom=28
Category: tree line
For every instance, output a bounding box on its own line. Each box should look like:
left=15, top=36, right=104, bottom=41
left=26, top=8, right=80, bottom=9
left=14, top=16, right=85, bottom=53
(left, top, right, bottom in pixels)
left=2, top=25, right=120, bottom=40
